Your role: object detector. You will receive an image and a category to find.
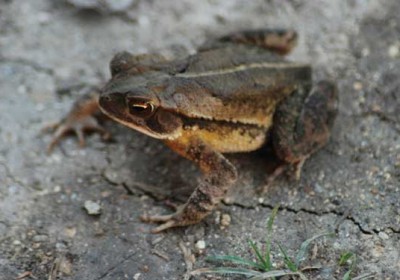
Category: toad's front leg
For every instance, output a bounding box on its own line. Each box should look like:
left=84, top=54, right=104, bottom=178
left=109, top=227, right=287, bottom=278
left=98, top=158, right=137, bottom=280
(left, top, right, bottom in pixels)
left=141, top=137, right=238, bottom=233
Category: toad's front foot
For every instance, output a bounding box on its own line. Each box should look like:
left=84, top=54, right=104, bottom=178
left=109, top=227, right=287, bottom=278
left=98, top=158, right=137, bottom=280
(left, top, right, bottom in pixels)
left=46, top=115, right=110, bottom=153
left=45, top=90, right=111, bottom=152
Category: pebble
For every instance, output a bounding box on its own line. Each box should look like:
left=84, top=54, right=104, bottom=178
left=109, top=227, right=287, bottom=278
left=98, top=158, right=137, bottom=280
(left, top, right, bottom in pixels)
left=64, top=227, right=77, bottom=238
left=84, top=200, right=102, bottom=215
left=195, top=240, right=206, bottom=250
left=378, top=231, right=389, bottom=240
left=353, top=81, right=363, bottom=91
left=388, top=43, right=400, bottom=58
left=56, top=242, right=68, bottom=251
left=220, top=214, right=231, bottom=227
left=13, top=240, right=22, bottom=246
left=32, top=235, right=48, bottom=242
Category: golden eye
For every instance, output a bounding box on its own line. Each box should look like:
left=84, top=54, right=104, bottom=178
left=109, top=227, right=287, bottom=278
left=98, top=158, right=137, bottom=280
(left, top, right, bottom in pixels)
left=129, top=101, right=155, bottom=118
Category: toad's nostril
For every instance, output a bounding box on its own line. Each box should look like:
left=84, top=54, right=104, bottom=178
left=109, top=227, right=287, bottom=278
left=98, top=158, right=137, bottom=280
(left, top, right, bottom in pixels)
left=101, top=94, right=112, bottom=102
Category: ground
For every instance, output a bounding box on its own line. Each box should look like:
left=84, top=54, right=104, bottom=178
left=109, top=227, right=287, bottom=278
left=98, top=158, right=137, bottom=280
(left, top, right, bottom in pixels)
left=0, top=0, right=399, bottom=279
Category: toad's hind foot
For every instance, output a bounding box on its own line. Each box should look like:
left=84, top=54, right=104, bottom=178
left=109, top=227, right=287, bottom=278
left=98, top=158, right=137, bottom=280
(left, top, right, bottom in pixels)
left=272, top=81, right=338, bottom=173
left=259, top=158, right=306, bottom=194
left=219, top=29, right=298, bottom=55
left=140, top=206, right=200, bottom=233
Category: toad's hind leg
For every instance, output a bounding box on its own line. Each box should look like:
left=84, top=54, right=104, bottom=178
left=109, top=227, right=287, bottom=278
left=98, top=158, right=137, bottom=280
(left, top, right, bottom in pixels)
left=203, top=29, right=298, bottom=55
left=271, top=81, right=338, bottom=180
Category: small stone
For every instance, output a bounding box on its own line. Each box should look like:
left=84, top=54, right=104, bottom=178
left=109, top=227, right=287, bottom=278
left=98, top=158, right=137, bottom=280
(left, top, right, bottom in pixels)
left=13, top=240, right=21, bottom=246
left=64, top=227, right=77, bottom=238
left=388, top=44, right=400, bottom=58
left=353, top=81, right=363, bottom=91
left=84, top=200, right=102, bottom=215
left=361, top=48, right=370, bottom=57
left=222, top=196, right=234, bottom=204
left=378, top=232, right=389, bottom=240
left=101, top=191, right=111, bottom=198
left=60, top=257, right=73, bottom=275
left=17, top=85, right=27, bottom=94
left=134, top=273, right=141, bottom=280
left=370, top=188, right=379, bottom=195
left=372, top=244, right=384, bottom=257
left=220, top=214, right=231, bottom=227
left=32, top=235, right=48, bottom=242
left=56, top=242, right=68, bottom=251
left=195, top=240, right=206, bottom=250
left=214, top=210, right=221, bottom=223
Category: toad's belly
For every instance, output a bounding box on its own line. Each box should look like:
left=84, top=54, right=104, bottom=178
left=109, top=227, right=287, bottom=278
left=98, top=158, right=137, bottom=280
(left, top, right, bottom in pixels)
left=178, top=117, right=269, bottom=153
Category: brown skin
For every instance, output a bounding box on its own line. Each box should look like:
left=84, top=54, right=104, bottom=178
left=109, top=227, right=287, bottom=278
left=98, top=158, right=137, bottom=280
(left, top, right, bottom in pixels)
left=48, top=29, right=338, bottom=233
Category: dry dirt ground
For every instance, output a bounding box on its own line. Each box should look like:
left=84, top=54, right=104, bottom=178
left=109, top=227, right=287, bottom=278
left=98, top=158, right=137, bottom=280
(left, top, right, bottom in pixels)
left=0, top=0, right=399, bottom=279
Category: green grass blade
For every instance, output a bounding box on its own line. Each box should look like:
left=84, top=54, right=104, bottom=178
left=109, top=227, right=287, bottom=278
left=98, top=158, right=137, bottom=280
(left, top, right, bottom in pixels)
left=249, top=270, right=308, bottom=280
left=263, top=242, right=272, bottom=272
left=343, top=269, right=352, bottom=280
left=339, top=252, right=355, bottom=266
left=263, top=204, right=280, bottom=272
left=342, top=254, right=357, bottom=280
left=277, top=243, right=297, bottom=272
left=267, top=205, right=280, bottom=233
left=191, top=267, right=262, bottom=277
left=206, top=255, right=264, bottom=270
left=295, top=232, right=334, bottom=267
left=249, top=240, right=268, bottom=269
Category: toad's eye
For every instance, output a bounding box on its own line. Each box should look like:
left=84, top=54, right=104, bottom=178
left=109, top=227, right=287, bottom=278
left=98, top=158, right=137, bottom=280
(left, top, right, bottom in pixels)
left=129, top=101, right=155, bottom=118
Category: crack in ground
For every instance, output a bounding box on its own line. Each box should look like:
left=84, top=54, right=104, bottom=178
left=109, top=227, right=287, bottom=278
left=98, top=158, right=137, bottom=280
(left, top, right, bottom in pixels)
left=100, top=169, right=400, bottom=236
left=98, top=153, right=400, bottom=235
left=96, top=251, right=137, bottom=280
left=225, top=201, right=400, bottom=235
left=0, top=161, right=25, bottom=187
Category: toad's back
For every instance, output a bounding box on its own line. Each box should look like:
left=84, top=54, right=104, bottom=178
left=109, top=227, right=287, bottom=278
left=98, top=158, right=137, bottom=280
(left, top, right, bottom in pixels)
left=160, top=44, right=312, bottom=127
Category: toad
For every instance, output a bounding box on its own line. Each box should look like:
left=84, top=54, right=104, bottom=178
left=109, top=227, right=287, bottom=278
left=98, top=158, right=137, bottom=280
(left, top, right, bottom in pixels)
left=48, top=29, right=338, bottom=232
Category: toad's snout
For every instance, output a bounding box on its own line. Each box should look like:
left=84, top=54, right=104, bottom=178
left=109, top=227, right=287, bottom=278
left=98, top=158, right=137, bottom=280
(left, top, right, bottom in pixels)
left=98, top=92, right=126, bottom=117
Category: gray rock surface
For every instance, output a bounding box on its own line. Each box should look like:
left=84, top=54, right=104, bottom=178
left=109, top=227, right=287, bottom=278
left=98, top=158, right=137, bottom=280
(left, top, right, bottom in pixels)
left=0, top=0, right=399, bottom=279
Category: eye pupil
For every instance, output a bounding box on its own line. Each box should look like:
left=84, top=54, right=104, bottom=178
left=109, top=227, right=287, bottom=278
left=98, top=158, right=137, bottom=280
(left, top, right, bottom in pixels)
left=133, top=105, right=146, bottom=112
left=129, top=102, right=155, bottom=118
